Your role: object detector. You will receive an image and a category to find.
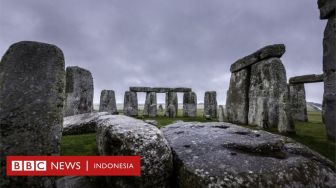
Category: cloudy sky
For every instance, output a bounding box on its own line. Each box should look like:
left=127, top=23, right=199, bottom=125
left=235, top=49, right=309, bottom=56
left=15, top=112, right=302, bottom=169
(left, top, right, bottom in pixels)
left=0, top=0, right=326, bottom=104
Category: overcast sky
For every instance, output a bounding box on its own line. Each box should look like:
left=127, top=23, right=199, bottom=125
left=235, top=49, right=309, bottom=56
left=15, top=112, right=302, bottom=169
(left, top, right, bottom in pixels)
left=0, top=0, right=326, bottom=104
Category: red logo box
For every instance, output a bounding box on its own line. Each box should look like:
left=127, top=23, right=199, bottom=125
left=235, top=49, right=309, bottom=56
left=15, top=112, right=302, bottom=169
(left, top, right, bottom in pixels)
left=6, top=156, right=141, bottom=176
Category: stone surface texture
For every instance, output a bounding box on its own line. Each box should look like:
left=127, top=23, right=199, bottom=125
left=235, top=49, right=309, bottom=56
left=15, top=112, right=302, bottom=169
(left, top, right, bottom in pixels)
left=289, top=84, right=308, bottom=122
left=99, top=90, right=117, bottom=114
left=96, top=115, right=173, bottom=187
left=123, top=91, right=138, bottom=116
left=230, top=44, right=285, bottom=73
left=320, top=3, right=336, bottom=140
left=183, top=91, right=197, bottom=117
left=64, top=66, right=94, bottom=116
left=225, top=69, right=249, bottom=124
left=248, top=58, right=294, bottom=133
left=56, top=176, right=99, bottom=188
left=204, top=91, right=217, bottom=119
left=289, top=74, right=324, bottom=84
left=143, top=92, right=157, bottom=117
left=162, top=122, right=336, bottom=188
left=63, top=112, right=109, bottom=135
left=0, top=41, right=65, bottom=188
left=165, top=92, right=178, bottom=117
left=218, top=105, right=226, bottom=122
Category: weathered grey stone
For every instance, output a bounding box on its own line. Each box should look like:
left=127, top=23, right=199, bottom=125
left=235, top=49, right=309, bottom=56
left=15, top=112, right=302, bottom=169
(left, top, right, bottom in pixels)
left=162, top=122, right=336, bottom=188
left=0, top=41, right=65, bottom=188
left=289, top=84, right=308, bottom=122
left=64, top=66, right=94, bottom=116
left=230, top=44, right=286, bottom=73
left=204, top=91, right=217, bottom=119
left=218, top=105, right=226, bottom=122
left=183, top=91, right=197, bottom=117
left=99, top=90, right=117, bottom=114
left=129, top=87, right=152, bottom=92
left=322, top=12, right=336, bottom=141
left=96, top=115, right=173, bottom=187
left=130, top=87, right=192, bottom=93
left=225, top=69, right=249, bottom=124
left=143, top=92, right=157, bottom=117
left=63, top=112, right=109, bottom=135
left=165, top=92, right=178, bottom=117
left=123, top=91, right=138, bottom=116
left=318, top=0, right=335, bottom=19
left=56, top=176, right=100, bottom=188
left=248, top=58, right=294, bottom=133
left=289, top=74, right=324, bottom=84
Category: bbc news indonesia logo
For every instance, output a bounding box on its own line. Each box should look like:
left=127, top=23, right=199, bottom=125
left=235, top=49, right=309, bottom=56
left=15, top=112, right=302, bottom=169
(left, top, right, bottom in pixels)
left=7, top=156, right=140, bottom=176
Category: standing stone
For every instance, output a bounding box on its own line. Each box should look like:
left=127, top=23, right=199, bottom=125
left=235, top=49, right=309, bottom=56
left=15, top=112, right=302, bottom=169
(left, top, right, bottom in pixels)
left=64, top=66, right=93, bottom=116
left=165, top=92, right=178, bottom=117
left=0, top=41, right=65, bottom=187
left=248, top=58, right=294, bottom=133
left=289, top=84, right=308, bottom=122
left=183, top=92, right=197, bottom=117
left=123, top=91, right=138, bottom=116
left=225, top=69, right=249, bottom=124
left=204, top=91, right=217, bottom=119
left=218, top=105, right=227, bottom=122
left=143, top=92, right=157, bottom=117
left=319, top=0, right=336, bottom=141
left=99, top=90, right=117, bottom=114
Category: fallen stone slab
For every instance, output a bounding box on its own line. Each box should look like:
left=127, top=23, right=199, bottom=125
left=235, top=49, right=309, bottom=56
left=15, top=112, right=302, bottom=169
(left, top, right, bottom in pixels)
left=162, top=122, right=336, bottom=188
left=63, top=112, right=109, bottom=135
left=289, top=74, right=324, bottom=84
left=230, top=44, right=286, bottom=73
left=96, top=115, right=173, bottom=187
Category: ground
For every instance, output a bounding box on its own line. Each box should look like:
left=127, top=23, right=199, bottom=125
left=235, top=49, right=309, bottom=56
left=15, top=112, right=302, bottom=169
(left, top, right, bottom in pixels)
left=61, top=111, right=336, bottom=163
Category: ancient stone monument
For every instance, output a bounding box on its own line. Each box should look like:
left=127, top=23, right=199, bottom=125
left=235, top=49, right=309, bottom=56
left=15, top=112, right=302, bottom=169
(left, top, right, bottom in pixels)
left=288, top=74, right=324, bottom=122
left=123, top=91, right=138, bottom=116
left=183, top=91, right=197, bottom=117
left=125, top=87, right=193, bottom=117
left=0, top=41, right=65, bottom=187
left=318, top=0, right=336, bottom=141
left=226, top=44, right=294, bottom=133
left=99, top=90, right=117, bottom=114
left=218, top=105, right=226, bottom=122
left=143, top=92, right=157, bottom=117
left=204, top=91, right=217, bottom=119
left=64, top=66, right=94, bottom=116
left=165, top=92, right=178, bottom=118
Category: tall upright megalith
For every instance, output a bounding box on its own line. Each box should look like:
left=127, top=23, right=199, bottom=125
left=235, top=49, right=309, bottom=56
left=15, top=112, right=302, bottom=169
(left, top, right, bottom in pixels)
left=289, top=84, right=308, bottom=122
left=64, top=66, right=93, bottom=116
left=183, top=91, right=197, bottom=117
left=225, top=69, right=249, bottom=124
left=123, top=91, right=138, bottom=116
left=318, top=0, right=336, bottom=141
left=204, top=91, right=217, bottom=119
left=165, top=92, right=178, bottom=118
left=99, top=90, right=117, bottom=114
left=248, top=58, right=294, bottom=133
left=0, top=41, right=65, bottom=187
left=144, top=92, right=157, bottom=117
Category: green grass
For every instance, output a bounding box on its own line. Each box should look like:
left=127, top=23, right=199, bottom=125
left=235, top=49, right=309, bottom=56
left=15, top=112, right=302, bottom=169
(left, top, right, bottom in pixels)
left=60, top=111, right=335, bottom=163
left=60, top=133, right=98, bottom=156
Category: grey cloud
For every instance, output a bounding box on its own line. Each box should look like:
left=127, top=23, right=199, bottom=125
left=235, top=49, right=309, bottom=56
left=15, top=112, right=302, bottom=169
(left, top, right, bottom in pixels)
left=0, top=0, right=325, bottom=104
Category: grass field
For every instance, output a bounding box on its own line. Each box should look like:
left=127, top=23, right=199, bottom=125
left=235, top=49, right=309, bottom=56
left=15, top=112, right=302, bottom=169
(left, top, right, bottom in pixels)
left=61, top=111, right=335, bottom=162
